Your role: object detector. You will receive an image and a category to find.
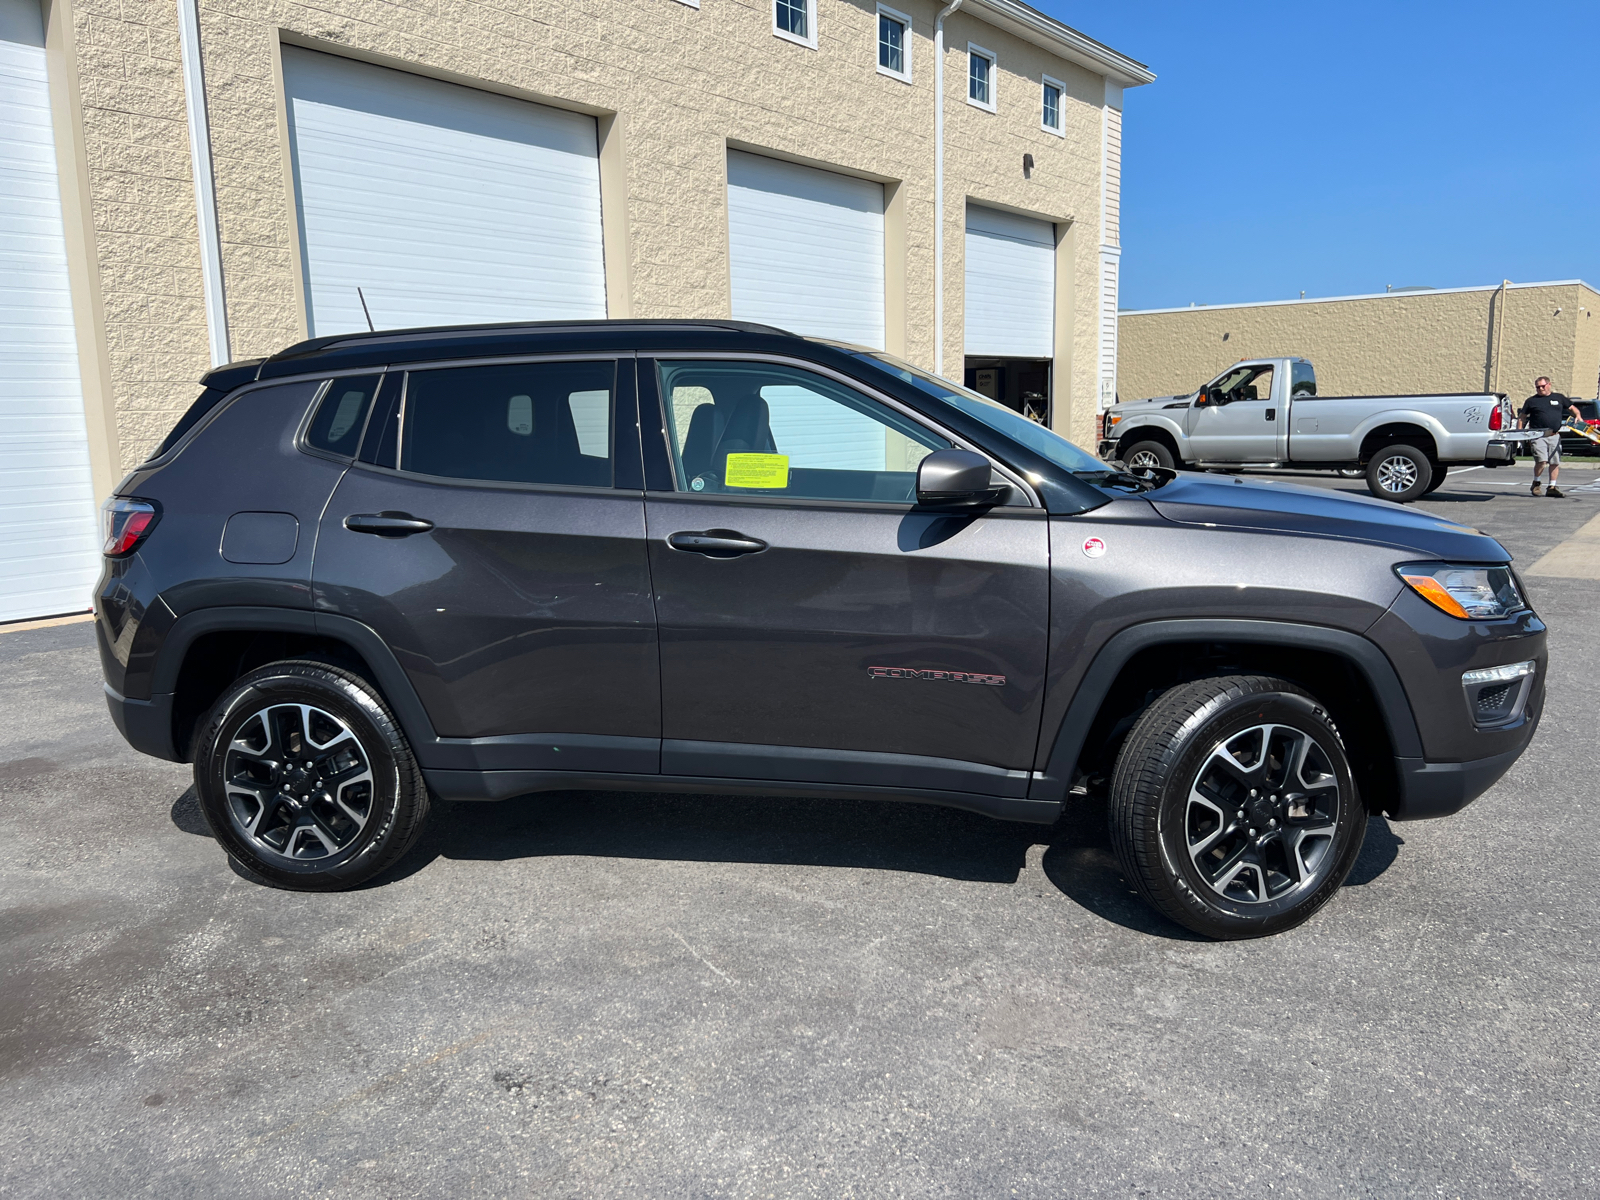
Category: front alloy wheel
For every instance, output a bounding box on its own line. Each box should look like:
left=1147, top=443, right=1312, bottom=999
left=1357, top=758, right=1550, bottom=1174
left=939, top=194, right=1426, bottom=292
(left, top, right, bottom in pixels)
left=1110, top=674, right=1367, bottom=938
left=1184, top=723, right=1340, bottom=905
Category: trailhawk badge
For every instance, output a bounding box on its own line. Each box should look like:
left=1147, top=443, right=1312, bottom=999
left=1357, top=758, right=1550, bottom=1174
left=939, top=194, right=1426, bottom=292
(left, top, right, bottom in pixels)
left=1082, top=536, right=1107, bottom=558
left=868, top=667, right=1005, bottom=687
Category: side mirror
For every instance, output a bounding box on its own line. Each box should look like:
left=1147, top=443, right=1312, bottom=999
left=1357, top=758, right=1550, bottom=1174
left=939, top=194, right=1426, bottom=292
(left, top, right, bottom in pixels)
left=916, top=449, right=1006, bottom=508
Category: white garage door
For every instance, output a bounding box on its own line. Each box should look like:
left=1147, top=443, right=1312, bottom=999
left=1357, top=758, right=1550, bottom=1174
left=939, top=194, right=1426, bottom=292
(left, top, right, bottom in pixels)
left=727, top=151, right=884, bottom=349
left=0, top=0, right=99, bottom=622
left=964, top=205, right=1055, bottom=358
left=283, top=48, right=606, bottom=336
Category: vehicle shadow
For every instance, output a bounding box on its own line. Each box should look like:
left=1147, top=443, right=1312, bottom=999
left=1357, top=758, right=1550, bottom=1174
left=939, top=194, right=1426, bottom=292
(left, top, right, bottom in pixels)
left=170, top=786, right=1405, bottom=935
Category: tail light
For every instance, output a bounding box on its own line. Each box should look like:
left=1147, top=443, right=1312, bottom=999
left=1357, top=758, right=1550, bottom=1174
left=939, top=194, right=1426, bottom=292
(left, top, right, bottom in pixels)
left=102, top=497, right=159, bottom=558
left=1488, top=405, right=1503, bottom=431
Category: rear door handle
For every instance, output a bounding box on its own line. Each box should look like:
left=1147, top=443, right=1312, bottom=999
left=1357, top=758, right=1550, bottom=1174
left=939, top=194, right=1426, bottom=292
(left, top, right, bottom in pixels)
left=344, top=512, right=435, bottom=537
left=666, top=529, right=768, bottom=557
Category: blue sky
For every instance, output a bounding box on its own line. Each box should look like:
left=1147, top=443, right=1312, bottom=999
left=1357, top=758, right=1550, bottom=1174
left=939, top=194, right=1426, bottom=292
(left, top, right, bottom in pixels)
left=1039, top=1, right=1600, bottom=311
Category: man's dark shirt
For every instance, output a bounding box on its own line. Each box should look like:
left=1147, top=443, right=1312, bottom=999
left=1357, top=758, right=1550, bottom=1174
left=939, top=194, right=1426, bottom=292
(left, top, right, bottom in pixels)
left=1521, top=392, right=1572, bottom=432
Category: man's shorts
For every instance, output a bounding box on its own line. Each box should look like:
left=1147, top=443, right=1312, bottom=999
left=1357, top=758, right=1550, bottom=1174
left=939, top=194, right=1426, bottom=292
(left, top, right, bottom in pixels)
left=1531, top=432, right=1562, bottom=466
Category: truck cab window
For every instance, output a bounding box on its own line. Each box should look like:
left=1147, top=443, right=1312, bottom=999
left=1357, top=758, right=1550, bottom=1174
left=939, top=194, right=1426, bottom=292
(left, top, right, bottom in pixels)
left=1211, top=364, right=1273, bottom=403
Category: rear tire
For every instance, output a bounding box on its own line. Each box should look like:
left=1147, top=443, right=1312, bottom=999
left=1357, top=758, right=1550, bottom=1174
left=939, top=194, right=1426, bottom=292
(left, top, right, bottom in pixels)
left=1423, top=465, right=1448, bottom=494
left=192, top=660, right=429, bottom=891
left=1108, top=675, right=1367, bottom=940
left=1365, top=443, right=1433, bottom=502
left=1121, top=439, right=1176, bottom=474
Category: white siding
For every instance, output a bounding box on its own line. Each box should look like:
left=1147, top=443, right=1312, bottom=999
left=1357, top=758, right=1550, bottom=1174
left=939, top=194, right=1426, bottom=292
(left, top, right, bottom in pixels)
left=282, top=47, right=606, bottom=336
left=0, top=0, right=99, bottom=621
left=1103, top=106, right=1122, bottom=248
left=726, top=151, right=885, bottom=348
left=1098, top=253, right=1119, bottom=407
left=963, top=205, right=1055, bottom=358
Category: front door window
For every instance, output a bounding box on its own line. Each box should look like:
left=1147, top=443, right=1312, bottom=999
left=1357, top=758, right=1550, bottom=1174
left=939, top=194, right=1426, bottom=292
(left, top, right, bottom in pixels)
left=659, top=360, right=947, bottom=501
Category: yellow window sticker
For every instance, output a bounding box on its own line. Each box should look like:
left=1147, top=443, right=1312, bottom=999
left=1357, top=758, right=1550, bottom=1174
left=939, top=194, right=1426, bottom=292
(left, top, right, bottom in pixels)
left=723, top=453, right=790, bottom=489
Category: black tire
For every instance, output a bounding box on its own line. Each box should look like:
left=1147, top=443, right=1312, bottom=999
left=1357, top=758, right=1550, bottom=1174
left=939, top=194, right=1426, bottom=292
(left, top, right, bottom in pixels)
left=1120, top=439, right=1176, bottom=474
left=1108, top=675, right=1367, bottom=940
left=1423, top=465, right=1448, bottom=494
left=1365, top=443, right=1433, bottom=502
left=192, top=660, right=429, bottom=891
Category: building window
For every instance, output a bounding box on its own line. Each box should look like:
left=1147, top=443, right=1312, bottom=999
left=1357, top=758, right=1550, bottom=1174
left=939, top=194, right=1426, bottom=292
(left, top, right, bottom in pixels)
left=774, top=0, right=816, bottom=48
left=877, top=5, right=911, bottom=82
left=968, top=44, right=996, bottom=112
left=1041, top=75, right=1064, bottom=135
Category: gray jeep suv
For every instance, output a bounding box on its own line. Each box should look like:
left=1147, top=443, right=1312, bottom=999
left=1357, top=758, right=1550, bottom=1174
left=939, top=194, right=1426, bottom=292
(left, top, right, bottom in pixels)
left=97, top=321, right=1544, bottom=938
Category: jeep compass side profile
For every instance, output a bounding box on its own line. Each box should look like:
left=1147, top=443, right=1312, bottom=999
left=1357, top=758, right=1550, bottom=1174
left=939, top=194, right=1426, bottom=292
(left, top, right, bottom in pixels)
left=97, top=321, right=1544, bottom=938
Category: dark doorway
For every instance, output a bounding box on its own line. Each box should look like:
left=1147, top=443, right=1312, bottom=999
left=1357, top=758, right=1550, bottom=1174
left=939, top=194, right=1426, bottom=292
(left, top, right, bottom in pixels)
left=964, top=357, right=1051, bottom=424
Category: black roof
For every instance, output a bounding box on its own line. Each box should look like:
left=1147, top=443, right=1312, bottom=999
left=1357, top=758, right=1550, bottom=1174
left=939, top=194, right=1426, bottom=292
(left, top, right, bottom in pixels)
left=201, top=319, right=812, bottom=389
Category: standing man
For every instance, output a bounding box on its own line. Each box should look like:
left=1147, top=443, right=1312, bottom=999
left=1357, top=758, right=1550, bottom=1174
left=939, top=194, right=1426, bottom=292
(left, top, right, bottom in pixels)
left=1520, top=376, right=1583, bottom=497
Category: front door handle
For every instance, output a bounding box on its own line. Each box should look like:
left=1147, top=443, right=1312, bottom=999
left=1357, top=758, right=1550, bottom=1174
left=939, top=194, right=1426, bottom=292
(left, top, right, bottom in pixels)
left=344, top=512, right=435, bottom=538
left=1265, top=408, right=1276, bottom=421
left=666, top=529, right=768, bottom=557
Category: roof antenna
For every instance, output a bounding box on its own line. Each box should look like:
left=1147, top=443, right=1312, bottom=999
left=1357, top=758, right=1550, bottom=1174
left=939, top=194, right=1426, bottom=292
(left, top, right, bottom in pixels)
left=357, top=287, right=375, bottom=332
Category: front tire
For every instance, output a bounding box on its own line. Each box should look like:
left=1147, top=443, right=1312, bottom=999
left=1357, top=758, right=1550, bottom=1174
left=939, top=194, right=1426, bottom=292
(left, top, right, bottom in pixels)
left=1120, top=439, right=1176, bottom=474
left=1365, top=443, right=1433, bottom=502
left=1109, top=675, right=1366, bottom=940
left=192, top=660, right=430, bottom=891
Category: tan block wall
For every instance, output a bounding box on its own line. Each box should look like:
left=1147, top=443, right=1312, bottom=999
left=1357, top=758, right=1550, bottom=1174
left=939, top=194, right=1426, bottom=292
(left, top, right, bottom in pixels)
left=1118, top=282, right=1599, bottom=406
left=66, top=0, right=1119, bottom=468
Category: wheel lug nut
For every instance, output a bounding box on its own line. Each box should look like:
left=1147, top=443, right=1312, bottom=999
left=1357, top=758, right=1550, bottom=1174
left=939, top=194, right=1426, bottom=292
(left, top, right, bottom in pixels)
left=1269, top=818, right=1278, bottom=827
left=1236, top=809, right=1245, bottom=818
left=1249, top=828, right=1258, bottom=836
left=1250, top=790, right=1258, bottom=797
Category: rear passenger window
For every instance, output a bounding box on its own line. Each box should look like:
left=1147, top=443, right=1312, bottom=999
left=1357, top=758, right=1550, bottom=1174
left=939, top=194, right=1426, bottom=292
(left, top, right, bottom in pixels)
left=658, top=360, right=947, bottom=502
left=400, top=361, right=614, bottom=487
left=304, top=374, right=382, bottom=457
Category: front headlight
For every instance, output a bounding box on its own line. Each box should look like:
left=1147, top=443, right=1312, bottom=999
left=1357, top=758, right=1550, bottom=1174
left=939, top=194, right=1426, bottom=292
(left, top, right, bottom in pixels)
left=1395, top=563, right=1525, bottom=620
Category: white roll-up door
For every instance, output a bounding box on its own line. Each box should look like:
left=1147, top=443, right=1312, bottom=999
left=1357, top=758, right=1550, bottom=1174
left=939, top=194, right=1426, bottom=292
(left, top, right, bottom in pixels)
left=283, top=47, right=606, bottom=336
left=0, top=0, right=100, bottom=621
left=727, top=151, right=885, bottom=349
left=964, top=206, right=1055, bottom=358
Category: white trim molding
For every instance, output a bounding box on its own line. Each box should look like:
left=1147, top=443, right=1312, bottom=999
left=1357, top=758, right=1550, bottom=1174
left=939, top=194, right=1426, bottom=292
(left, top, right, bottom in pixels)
left=773, top=0, right=818, bottom=50
left=175, top=0, right=230, bottom=365
left=966, top=42, right=996, bottom=112
left=1123, top=279, right=1600, bottom=317
left=876, top=3, right=913, bottom=83
left=965, top=0, right=1153, bottom=87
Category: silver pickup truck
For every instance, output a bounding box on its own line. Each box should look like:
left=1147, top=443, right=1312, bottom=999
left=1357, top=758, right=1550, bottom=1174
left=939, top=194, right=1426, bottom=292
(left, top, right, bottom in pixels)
left=1097, top=357, right=1520, bottom=501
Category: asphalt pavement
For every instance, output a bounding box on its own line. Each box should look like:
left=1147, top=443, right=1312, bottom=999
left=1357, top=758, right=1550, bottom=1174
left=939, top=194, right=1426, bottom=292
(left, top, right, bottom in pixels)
left=2, top=462, right=1596, bottom=1198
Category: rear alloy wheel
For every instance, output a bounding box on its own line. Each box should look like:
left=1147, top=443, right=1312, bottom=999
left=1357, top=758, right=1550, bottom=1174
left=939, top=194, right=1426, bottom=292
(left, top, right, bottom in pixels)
left=1109, top=675, right=1367, bottom=939
left=1365, top=443, right=1433, bottom=502
left=1121, top=439, right=1175, bottom=474
left=193, top=660, right=429, bottom=890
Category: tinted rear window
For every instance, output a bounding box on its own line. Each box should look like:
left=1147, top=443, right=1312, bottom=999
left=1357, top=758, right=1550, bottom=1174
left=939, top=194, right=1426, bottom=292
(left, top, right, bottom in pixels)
left=304, top=375, right=382, bottom=458
left=400, top=361, right=615, bottom=487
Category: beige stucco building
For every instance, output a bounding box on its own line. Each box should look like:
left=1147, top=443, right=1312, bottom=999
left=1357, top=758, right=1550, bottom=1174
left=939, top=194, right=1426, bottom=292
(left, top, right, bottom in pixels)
left=2, top=0, right=1149, bottom=621
left=1118, top=280, right=1600, bottom=405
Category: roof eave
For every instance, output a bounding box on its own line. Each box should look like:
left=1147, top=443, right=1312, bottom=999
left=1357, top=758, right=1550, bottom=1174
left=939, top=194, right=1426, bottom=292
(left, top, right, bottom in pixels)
left=965, top=0, right=1154, bottom=87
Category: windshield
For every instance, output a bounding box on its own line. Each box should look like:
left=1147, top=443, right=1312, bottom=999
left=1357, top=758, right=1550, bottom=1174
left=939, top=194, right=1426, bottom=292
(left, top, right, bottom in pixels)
left=853, top=351, right=1118, bottom=479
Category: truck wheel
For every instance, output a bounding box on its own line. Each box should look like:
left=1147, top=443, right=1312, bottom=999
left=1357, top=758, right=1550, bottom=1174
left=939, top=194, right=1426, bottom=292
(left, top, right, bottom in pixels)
left=1121, top=439, right=1175, bottom=474
left=192, top=660, right=430, bottom=891
left=1365, top=444, right=1432, bottom=502
left=1108, top=675, right=1367, bottom=940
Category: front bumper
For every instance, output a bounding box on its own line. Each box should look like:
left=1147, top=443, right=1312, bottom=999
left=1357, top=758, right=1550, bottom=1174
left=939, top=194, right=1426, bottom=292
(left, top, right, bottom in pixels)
left=1390, top=743, right=1532, bottom=820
